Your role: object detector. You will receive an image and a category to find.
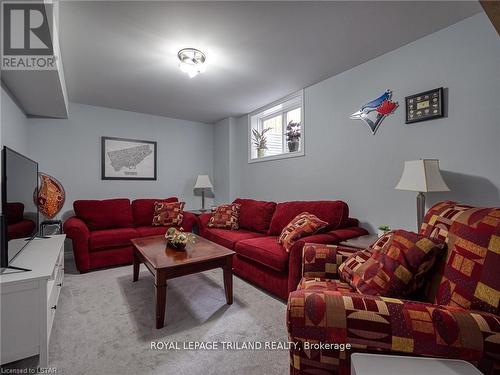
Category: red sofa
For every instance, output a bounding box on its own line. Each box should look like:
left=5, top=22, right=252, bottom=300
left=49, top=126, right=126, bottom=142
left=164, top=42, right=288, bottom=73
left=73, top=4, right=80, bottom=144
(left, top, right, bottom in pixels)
left=6, top=202, right=36, bottom=240
left=287, top=201, right=500, bottom=374
left=199, top=198, right=368, bottom=300
left=64, top=197, right=197, bottom=273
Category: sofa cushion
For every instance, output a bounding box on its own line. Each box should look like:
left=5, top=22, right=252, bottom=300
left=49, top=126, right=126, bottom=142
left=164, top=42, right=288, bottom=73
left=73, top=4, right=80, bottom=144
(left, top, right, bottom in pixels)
left=74, top=199, right=133, bottom=230
left=298, top=278, right=355, bottom=293
left=7, top=220, right=36, bottom=240
left=136, top=226, right=169, bottom=237
left=89, top=228, right=140, bottom=251
left=435, top=207, right=500, bottom=314
left=6, top=202, right=24, bottom=224
left=233, top=198, right=276, bottom=233
left=132, top=197, right=178, bottom=227
left=152, top=201, right=185, bottom=226
left=203, top=228, right=266, bottom=250
left=351, top=230, right=445, bottom=298
left=235, top=236, right=288, bottom=273
left=208, top=203, right=240, bottom=230
left=420, top=201, right=473, bottom=243
left=278, top=213, right=328, bottom=252
left=268, top=200, right=348, bottom=235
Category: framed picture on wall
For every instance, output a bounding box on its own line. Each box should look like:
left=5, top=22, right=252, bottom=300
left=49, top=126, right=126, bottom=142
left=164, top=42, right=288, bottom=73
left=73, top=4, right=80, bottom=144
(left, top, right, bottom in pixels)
left=101, top=136, right=157, bottom=180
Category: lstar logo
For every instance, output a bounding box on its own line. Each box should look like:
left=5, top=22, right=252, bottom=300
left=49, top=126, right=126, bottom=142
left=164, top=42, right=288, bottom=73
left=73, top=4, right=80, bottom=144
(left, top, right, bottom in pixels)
left=1, top=1, right=57, bottom=70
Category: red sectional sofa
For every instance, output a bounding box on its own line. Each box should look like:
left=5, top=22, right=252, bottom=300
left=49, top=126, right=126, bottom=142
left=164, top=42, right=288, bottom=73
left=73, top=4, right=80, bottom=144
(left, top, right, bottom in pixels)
left=199, top=198, right=368, bottom=300
left=6, top=202, right=36, bottom=240
left=64, top=197, right=197, bottom=273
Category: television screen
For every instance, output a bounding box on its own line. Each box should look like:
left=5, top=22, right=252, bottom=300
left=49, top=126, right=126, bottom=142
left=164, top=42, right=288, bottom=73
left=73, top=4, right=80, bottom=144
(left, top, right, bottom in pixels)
left=1, top=147, right=38, bottom=266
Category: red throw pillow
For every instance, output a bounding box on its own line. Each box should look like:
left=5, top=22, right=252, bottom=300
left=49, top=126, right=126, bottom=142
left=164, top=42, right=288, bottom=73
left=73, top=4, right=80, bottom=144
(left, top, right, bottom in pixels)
left=152, top=201, right=185, bottom=227
left=351, top=230, right=445, bottom=297
left=435, top=207, right=500, bottom=314
left=208, top=204, right=241, bottom=230
left=233, top=198, right=276, bottom=233
left=278, top=213, right=328, bottom=252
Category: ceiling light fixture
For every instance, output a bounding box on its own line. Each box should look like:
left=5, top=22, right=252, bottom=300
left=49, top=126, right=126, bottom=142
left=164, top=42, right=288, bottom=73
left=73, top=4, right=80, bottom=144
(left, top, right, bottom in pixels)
left=177, top=48, right=207, bottom=78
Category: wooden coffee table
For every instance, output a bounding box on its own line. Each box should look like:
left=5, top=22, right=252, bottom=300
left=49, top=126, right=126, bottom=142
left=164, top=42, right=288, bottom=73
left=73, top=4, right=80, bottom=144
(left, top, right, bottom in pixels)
left=131, top=234, right=235, bottom=329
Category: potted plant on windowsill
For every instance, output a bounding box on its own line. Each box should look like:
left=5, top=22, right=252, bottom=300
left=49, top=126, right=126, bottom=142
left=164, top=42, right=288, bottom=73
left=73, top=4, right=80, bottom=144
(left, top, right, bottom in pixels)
left=286, top=121, right=301, bottom=152
left=377, top=225, right=391, bottom=237
left=252, top=127, right=271, bottom=158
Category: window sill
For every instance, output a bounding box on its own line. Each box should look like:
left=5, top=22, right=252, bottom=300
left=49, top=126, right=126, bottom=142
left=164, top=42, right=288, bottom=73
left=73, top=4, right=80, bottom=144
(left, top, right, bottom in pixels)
left=248, top=149, right=305, bottom=164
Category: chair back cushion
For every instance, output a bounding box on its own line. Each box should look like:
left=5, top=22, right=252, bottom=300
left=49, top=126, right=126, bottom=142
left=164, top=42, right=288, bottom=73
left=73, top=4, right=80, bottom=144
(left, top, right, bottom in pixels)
left=268, top=200, right=348, bottom=235
left=73, top=198, right=133, bottom=230
left=233, top=198, right=276, bottom=233
left=132, top=197, right=178, bottom=227
left=420, top=201, right=473, bottom=243
left=435, top=207, right=500, bottom=314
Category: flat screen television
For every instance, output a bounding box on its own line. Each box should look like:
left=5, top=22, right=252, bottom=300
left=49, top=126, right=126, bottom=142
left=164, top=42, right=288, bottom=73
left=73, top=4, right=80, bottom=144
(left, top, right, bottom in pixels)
left=1, top=147, right=39, bottom=270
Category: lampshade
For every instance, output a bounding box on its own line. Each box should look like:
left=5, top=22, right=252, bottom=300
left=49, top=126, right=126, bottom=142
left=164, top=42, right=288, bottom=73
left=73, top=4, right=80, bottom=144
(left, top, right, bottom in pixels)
left=193, top=175, right=213, bottom=190
left=395, top=159, right=450, bottom=192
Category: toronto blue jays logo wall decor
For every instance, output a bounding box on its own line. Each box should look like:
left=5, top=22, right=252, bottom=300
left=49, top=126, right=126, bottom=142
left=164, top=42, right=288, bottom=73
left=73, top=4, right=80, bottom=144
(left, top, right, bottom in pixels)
left=349, top=90, right=398, bottom=135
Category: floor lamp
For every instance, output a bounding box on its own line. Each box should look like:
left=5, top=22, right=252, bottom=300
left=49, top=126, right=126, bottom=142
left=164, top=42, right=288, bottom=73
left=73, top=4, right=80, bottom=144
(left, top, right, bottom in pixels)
left=395, top=159, right=450, bottom=230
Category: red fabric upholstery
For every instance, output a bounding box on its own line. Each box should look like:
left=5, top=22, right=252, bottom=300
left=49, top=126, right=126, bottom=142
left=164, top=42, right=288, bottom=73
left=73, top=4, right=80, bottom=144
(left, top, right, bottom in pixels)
left=268, top=200, right=348, bottom=235
left=6, top=202, right=24, bottom=224
left=203, top=227, right=266, bottom=250
left=63, top=217, right=91, bottom=272
left=233, top=198, right=276, bottom=233
left=136, top=226, right=168, bottom=237
left=65, top=197, right=199, bottom=273
left=89, top=228, right=140, bottom=251
left=74, top=199, right=134, bottom=230
left=131, top=197, right=178, bottom=226
left=233, top=255, right=289, bottom=300
left=7, top=220, right=36, bottom=240
left=235, top=236, right=288, bottom=272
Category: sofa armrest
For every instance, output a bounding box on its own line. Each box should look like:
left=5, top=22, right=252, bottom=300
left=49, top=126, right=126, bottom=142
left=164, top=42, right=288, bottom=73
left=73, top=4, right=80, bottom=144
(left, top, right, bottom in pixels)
left=63, top=217, right=91, bottom=273
left=287, top=289, right=500, bottom=364
left=180, top=212, right=198, bottom=233
left=198, top=213, right=212, bottom=236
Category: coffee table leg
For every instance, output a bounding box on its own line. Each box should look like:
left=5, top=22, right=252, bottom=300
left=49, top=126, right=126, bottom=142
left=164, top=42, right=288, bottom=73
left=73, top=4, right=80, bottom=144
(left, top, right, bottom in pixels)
left=133, top=251, right=140, bottom=282
left=223, top=256, right=233, bottom=305
left=155, top=272, right=167, bottom=329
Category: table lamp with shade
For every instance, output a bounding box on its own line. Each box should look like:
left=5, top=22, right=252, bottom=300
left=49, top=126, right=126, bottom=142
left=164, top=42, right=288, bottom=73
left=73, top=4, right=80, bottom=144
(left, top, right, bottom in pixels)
left=395, top=159, right=450, bottom=230
left=193, top=175, right=213, bottom=211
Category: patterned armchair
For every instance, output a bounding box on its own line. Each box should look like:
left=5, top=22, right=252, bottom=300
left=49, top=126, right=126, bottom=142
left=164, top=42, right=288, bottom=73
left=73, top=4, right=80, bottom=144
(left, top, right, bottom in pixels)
left=287, top=202, right=500, bottom=375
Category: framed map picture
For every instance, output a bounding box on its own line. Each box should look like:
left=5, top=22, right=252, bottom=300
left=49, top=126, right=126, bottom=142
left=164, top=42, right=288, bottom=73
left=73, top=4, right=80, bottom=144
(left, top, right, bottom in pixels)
left=101, top=136, right=157, bottom=180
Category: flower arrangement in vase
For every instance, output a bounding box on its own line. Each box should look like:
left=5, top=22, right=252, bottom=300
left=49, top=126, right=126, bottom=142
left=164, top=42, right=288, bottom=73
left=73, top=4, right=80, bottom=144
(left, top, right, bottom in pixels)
left=286, top=121, right=301, bottom=152
left=165, top=227, right=195, bottom=250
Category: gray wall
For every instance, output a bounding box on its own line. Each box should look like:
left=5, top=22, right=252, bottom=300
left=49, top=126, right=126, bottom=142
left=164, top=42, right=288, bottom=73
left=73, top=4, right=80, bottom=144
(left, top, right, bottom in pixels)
left=213, top=118, right=230, bottom=205
left=0, top=86, right=30, bottom=214
left=230, top=13, right=500, bottom=232
left=27, top=103, right=214, bottom=218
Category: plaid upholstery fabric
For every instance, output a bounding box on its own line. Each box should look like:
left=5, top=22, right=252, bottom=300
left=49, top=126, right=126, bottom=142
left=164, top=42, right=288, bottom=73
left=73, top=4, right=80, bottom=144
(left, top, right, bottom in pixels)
left=208, top=203, right=240, bottom=230
left=152, top=201, right=184, bottom=226
left=302, top=244, right=360, bottom=279
left=279, top=213, right=328, bottom=252
left=351, top=230, right=445, bottom=298
left=436, top=208, right=500, bottom=314
left=338, top=233, right=392, bottom=283
left=420, top=201, right=473, bottom=243
left=287, top=289, right=500, bottom=375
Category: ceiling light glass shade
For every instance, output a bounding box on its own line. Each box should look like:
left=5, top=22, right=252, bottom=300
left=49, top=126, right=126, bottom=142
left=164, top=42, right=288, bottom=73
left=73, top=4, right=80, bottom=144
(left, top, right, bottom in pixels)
left=177, top=48, right=207, bottom=78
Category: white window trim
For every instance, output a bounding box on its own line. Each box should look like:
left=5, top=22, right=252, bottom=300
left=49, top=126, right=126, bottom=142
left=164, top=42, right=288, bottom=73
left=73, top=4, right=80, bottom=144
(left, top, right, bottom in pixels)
left=248, top=90, right=305, bottom=164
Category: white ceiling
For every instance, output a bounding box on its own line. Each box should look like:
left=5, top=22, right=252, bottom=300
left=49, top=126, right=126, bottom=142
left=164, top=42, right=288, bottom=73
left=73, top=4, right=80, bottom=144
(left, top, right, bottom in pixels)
left=59, top=1, right=481, bottom=123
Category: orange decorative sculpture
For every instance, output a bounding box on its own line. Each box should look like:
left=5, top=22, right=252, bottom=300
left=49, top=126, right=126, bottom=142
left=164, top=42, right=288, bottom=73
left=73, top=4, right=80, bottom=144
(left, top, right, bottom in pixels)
left=35, top=173, right=65, bottom=219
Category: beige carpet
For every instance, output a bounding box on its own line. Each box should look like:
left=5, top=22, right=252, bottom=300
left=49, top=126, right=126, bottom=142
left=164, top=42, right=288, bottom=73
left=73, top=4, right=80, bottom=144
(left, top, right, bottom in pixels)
left=6, top=251, right=289, bottom=374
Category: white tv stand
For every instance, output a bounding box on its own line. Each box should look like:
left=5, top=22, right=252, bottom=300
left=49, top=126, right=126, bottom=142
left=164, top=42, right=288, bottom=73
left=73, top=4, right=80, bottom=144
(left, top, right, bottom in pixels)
left=0, top=235, right=66, bottom=368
